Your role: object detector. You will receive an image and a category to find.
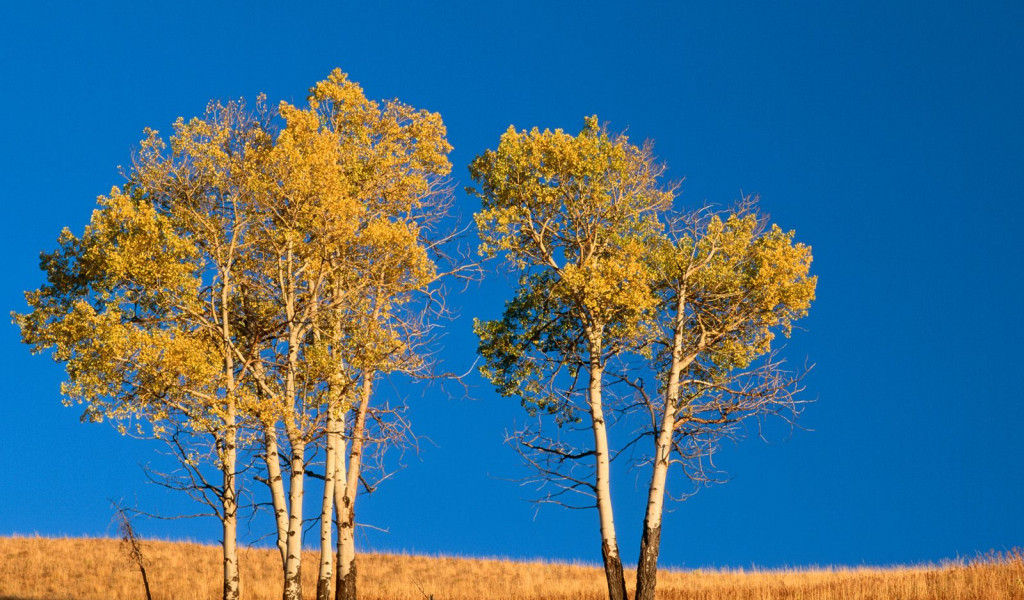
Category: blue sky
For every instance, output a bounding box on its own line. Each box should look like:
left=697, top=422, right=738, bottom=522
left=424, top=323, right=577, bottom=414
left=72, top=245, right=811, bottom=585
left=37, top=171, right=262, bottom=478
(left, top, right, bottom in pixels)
left=2, top=1, right=1022, bottom=569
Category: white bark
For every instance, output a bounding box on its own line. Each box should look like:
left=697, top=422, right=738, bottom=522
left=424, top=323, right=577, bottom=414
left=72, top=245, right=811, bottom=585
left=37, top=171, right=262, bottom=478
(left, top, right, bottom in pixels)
left=315, top=409, right=339, bottom=600
left=586, top=329, right=627, bottom=600
left=282, top=442, right=305, bottom=600
left=336, top=374, right=372, bottom=600
left=333, top=427, right=350, bottom=589
left=221, top=401, right=240, bottom=600
left=281, top=262, right=305, bottom=600
left=646, top=290, right=687, bottom=529
left=636, top=288, right=690, bottom=600
left=220, top=269, right=240, bottom=600
left=262, top=426, right=289, bottom=567
left=314, top=291, right=337, bottom=600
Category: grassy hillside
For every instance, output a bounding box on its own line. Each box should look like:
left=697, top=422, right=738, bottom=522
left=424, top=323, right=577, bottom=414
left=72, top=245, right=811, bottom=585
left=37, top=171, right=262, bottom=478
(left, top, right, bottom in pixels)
left=0, top=536, right=1020, bottom=600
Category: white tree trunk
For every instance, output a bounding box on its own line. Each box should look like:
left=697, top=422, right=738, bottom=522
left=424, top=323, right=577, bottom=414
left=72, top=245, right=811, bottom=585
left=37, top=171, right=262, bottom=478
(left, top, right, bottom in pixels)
left=635, top=394, right=676, bottom=600
left=636, top=289, right=688, bottom=600
left=221, top=401, right=240, bottom=600
left=315, top=409, right=339, bottom=600
left=259, top=419, right=307, bottom=600
left=263, top=427, right=289, bottom=568
left=586, top=330, right=628, bottom=600
left=316, top=290, right=342, bottom=600
left=336, top=510, right=357, bottom=600
left=280, top=250, right=305, bottom=600
left=220, top=274, right=240, bottom=600
left=282, top=441, right=305, bottom=600
left=333, top=430, right=350, bottom=599
left=218, top=411, right=237, bottom=600
left=336, top=374, right=372, bottom=600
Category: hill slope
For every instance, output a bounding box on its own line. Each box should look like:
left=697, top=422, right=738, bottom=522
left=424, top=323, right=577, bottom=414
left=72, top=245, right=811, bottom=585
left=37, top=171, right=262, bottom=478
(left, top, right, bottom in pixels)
left=0, top=536, right=1020, bottom=600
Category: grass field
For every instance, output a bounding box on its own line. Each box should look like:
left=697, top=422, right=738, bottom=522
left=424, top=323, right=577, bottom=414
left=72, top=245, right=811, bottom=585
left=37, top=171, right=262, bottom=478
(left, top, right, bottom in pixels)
left=1, top=536, right=1021, bottom=600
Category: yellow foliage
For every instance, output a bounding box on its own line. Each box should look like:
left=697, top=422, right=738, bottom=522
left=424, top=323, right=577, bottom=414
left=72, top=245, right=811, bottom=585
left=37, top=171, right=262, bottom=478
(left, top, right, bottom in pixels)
left=14, top=68, right=453, bottom=440
left=472, top=117, right=674, bottom=418
left=662, top=210, right=817, bottom=372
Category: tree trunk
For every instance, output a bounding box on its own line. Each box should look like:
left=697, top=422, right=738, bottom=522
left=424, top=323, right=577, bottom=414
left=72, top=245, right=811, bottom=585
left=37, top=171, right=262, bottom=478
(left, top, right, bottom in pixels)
left=281, top=252, right=305, bottom=600
left=220, top=275, right=240, bottom=600
left=333, top=433, right=350, bottom=600
left=635, top=289, right=688, bottom=600
left=221, top=404, right=240, bottom=600
left=316, top=410, right=340, bottom=600
left=261, top=426, right=289, bottom=569
left=336, top=510, right=357, bottom=600
left=281, top=444, right=305, bottom=600
left=318, top=292, right=342, bottom=600
left=635, top=422, right=671, bottom=600
left=335, top=374, right=372, bottom=600
left=586, top=330, right=628, bottom=600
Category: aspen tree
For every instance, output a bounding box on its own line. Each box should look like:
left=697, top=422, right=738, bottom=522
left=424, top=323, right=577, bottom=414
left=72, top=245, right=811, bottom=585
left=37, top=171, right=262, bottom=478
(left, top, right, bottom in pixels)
left=471, top=117, right=673, bottom=600
left=632, top=203, right=816, bottom=600
left=244, top=83, right=372, bottom=600
left=17, top=69, right=454, bottom=600
left=14, top=98, right=271, bottom=600
left=244, top=69, right=452, bottom=600
left=307, top=70, right=452, bottom=600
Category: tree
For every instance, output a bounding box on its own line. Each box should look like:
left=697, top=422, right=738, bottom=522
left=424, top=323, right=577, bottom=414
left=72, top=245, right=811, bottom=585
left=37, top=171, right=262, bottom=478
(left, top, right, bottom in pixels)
left=631, top=202, right=816, bottom=600
left=470, top=116, right=673, bottom=600
left=14, top=97, right=272, bottom=600
left=305, top=69, right=454, bottom=600
left=16, top=68, right=457, bottom=600
left=239, top=69, right=454, bottom=600
left=471, top=117, right=817, bottom=600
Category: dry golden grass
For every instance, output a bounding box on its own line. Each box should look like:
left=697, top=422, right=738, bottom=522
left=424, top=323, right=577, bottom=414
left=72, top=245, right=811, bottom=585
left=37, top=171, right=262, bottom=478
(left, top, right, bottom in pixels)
left=0, top=535, right=1021, bottom=600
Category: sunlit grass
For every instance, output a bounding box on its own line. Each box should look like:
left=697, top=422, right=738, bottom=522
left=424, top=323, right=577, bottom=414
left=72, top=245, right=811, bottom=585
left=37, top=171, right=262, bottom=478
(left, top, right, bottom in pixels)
left=0, top=535, right=1020, bottom=599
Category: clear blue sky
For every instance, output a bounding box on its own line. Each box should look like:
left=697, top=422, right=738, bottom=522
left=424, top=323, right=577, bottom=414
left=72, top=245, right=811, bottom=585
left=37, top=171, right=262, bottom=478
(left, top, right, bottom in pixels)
left=2, top=1, right=1022, bottom=569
